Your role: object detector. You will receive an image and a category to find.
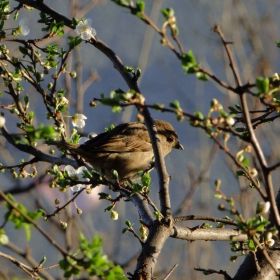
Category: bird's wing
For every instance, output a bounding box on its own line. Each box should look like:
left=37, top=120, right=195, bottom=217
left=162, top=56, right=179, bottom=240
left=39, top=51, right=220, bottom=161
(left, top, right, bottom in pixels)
left=80, top=122, right=153, bottom=153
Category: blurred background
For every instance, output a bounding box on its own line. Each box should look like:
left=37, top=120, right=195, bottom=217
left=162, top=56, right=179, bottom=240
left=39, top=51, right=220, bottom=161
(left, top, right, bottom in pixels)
left=1, top=1, right=280, bottom=279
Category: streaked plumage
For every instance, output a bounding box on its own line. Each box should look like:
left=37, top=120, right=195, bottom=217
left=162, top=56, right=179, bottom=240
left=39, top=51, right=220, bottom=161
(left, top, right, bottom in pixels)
left=46, top=120, right=183, bottom=181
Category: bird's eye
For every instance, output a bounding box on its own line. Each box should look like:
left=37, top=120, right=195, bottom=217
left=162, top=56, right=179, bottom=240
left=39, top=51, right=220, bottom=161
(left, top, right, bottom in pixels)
left=166, top=136, right=174, bottom=143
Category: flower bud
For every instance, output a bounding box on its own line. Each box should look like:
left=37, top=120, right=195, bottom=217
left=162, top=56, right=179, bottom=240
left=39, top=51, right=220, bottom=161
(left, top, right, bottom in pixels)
left=256, top=201, right=270, bottom=214
left=111, top=210, right=118, bottom=220
left=70, top=71, right=77, bottom=78
left=60, top=221, right=67, bottom=228
left=266, top=239, right=275, bottom=247
left=0, top=234, right=9, bottom=245
left=211, top=98, right=218, bottom=107
left=86, top=188, right=92, bottom=194
left=215, top=179, right=221, bottom=188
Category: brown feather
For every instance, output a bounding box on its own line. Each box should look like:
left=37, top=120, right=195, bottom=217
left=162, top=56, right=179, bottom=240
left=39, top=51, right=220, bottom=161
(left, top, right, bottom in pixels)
left=45, top=120, right=183, bottom=181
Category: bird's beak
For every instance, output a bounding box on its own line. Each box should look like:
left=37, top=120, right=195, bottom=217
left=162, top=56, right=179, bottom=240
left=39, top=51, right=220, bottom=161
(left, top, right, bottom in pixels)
left=175, top=141, right=184, bottom=150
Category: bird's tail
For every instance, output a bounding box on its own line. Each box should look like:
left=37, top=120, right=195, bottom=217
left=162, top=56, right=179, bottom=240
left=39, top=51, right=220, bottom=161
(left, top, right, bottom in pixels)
left=45, top=140, right=79, bottom=152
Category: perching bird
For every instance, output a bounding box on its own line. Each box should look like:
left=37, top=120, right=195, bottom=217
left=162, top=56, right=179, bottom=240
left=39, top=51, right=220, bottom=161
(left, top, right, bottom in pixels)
left=46, top=119, right=183, bottom=181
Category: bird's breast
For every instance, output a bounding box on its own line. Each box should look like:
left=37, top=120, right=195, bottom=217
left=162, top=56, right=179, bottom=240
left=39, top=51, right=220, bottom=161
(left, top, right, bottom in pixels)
left=89, top=151, right=154, bottom=181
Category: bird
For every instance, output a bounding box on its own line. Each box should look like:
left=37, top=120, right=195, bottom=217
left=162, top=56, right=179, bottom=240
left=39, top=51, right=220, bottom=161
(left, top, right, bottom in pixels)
left=46, top=119, right=183, bottom=181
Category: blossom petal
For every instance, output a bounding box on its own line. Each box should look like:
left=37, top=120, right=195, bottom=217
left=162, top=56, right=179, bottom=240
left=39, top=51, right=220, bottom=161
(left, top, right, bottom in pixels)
left=80, top=31, right=92, bottom=40
left=18, top=18, right=30, bottom=36
left=71, top=185, right=82, bottom=192
left=72, top=113, right=87, bottom=128
left=74, top=18, right=96, bottom=40
left=0, top=116, right=5, bottom=128
left=64, top=165, right=76, bottom=177
left=76, top=166, right=89, bottom=181
left=84, top=18, right=92, bottom=25
left=79, top=137, right=90, bottom=144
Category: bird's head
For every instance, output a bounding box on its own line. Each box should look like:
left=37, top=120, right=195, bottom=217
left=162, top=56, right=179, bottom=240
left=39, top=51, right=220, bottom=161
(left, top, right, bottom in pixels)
left=154, top=120, right=184, bottom=155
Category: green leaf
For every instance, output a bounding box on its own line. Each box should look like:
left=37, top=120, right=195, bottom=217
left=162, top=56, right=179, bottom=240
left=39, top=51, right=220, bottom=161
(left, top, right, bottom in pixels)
left=23, top=223, right=31, bottom=241
left=98, top=193, right=111, bottom=200
left=136, top=68, right=141, bottom=79
left=194, top=110, right=204, bottom=120
left=196, top=72, right=208, bottom=81
left=125, top=220, right=132, bottom=228
left=104, top=205, right=114, bottom=212
left=19, top=46, right=29, bottom=56
left=235, top=104, right=242, bottom=110
left=169, top=100, right=181, bottom=110
left=235, top=127, right=246, bottom=133
left=181, top=50, right=198, bottom=74
left=111, top=0, right=129, bottom=6
left=123, top=66, right=134, bottom=73
left=248, top=239, right=256, bottom=251
left=112, top=106, right=122, bottom=113
left=256, top=77, right=269, bottom=96
left=242, top=157, right=249, bottom=167
left=14, top=10, right=19, bottom=21
left=68, top=36, right=83, bottom=49
left=219, top=109, right=228, bottom=118
left=38, top=256, right=47, bottom=267
left=141, top=173, right=151, bottom=187
left=161, top=8, right=174, bottom=20
left=236, top=170, right=246, bottom=177
left=228, top=106, right=239, bottom=114
left=134, top=1, right=145, bottom=14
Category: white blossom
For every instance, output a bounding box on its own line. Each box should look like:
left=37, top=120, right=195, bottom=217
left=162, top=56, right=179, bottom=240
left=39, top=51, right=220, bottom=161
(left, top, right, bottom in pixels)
left=64, top=165, right=90, bottom=192
left=266, top=238, right=275, bottom=247
left=75, top=19, right=96, bottom=40
left=256, top=201, right=271, bottom=214
left=79, top=137, right=90, bottom=144
left=18, top=18, right=30, bottom=36
left=226, top=117, right=235, bottom=126
left=0, top=116, right=5, bottom=128
left=58, top=96, right=69, bottom=106
left=72, top=113, right=87, bottom=128
left=262, top=201, right=271, bottom=213
left=273, top=73, right=279, bottom=81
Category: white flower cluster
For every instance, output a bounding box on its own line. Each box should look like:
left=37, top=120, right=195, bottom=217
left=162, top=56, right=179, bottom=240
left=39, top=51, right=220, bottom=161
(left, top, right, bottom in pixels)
left=64, top=165, right=90, bottom=192
left=74, top=19, right=96, bottom=40
left=18, top=18, right=30, bottom=36
left=72, top=113, right=87, bottom=128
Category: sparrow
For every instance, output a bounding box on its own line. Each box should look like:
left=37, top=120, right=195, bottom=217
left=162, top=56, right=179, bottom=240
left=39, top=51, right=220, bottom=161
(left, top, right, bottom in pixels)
left=46, top=119, right=183, bottom=181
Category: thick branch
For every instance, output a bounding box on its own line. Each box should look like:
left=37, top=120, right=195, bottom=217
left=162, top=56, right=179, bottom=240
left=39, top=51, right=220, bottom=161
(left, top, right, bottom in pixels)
left=1, top=125, right=79, bottom=167
left=171, top=226, right=247, bottom=241
left=133, top=222, right=171, bottom=280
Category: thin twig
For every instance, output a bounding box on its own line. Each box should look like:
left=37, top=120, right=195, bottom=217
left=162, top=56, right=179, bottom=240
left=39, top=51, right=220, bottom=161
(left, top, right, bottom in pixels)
left=174, top=215, right=237, bottom=226
left=0, top=191, right=70, bottom=257
left=213, top=24, right=280, bottom=227
left=253, top=235, right=279, bottom=275
left=0, top=251, right=40, bottom=279
left=162, top=263, right=178, bottom=280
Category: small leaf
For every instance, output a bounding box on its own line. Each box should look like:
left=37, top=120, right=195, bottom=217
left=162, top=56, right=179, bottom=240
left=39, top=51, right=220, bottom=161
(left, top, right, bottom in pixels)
left=248, top=239, right=256, bottom=251
left=256, top=77, right=269, bottom=96
left=236, top=170, right=246, bottom=177
left=241, top=157, right=249, bottom=167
